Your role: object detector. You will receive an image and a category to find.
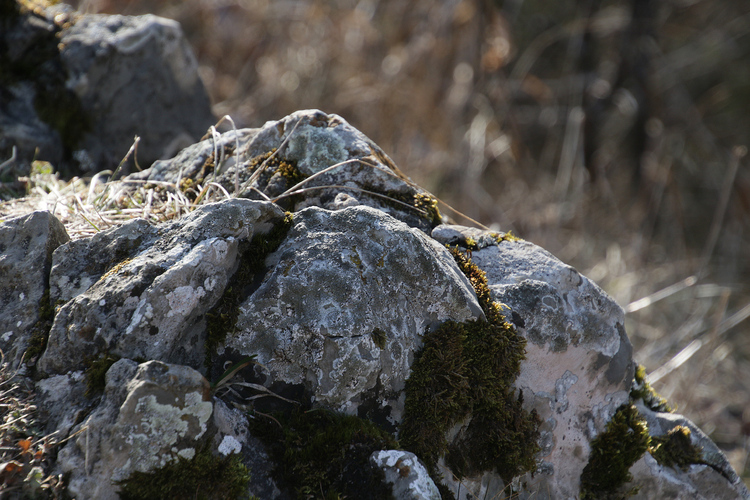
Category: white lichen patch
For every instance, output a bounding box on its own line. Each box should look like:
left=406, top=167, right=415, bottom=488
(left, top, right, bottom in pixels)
left=218, top=435, right=242, bottom=456
left=122, top=391, right=213, bottom=473
left=166, top=285, right=206, bottom=317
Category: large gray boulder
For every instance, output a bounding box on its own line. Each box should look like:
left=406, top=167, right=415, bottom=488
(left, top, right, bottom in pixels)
left=0, top=2, right=214, bottom=177
left=0, top=109, right=746, bottom=499
left=59, top=12, right=215, bottom=171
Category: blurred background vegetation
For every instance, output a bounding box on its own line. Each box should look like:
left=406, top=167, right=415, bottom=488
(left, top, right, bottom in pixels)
left=68, top=0, right=750, bottom=486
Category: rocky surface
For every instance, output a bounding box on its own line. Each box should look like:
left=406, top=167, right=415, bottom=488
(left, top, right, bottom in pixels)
left=1, top=108, right=747, bottom=499
left=0, top=210, right=69, bottom=366
left=0, top=1, right=213, bottom=177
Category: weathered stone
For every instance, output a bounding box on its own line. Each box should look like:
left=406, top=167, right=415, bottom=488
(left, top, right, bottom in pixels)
left=0, top=3, right=213, bottom=176
left=0, top=211, right=69, bottom=366
left=126, top=109, right=440, bottom=232
left=431, top=224, right=629, bottom=498
left=628, top=402, right=750, bottom=500
left=56, top=359, right=213, bottom=500
left=2, top=109, right=747, bottom=499
left=219, top=205, right=483, bottom=425
left=59, top=12, right=215, bottom=171
left=39, top=199, right=285, bottom=375
left=370, top=450, right=441, bottom=500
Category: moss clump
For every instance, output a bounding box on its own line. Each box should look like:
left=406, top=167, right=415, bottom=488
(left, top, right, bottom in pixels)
left=23, top=288, right=55, bottom=363
left=580, top=403, right=651, bottom=500
left=247, top=149, right=306, bottom=192
left=248, top=407, right=397, bottom=500
left=116, top=446, right=252, bottom=500
left=204, top=212, right=294, bottom=366
left=370, top=328, right=387, bottom=349
left=413, top=192, right=442, bottom=227
left=399, top=246, right=540, bottom=485
left=630, top=364, right=673, bottom=413
left=492, top=231, right=522, bottom=243
left=649, top=425, right=704, bottom=471
left=83, top=352, right=121, bottom=397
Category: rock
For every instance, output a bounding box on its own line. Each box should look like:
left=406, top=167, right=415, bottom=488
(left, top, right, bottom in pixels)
left=39, top=199, right=286, bottom=375
left=627, top=402, right=750, bottom=500
left=218, top=204, right=483, bottom=425
left=2, top=110, right=747, bottom=499
left=0, top=211, right=69, bottom=366
left=430, top=227, right=634, bottom=498
left=370, top=450, right=441, bottom=500
left=126, top=109, right=442, bottom=232
left=0, top=3, right=214, bottom=176
left=59, top=12, right=215, bottom=172
left=56, top=359, right=213, bottom=500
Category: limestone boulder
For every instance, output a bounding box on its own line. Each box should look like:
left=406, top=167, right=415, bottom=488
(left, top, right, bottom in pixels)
left=127, top=109, right=440, bottom=232
left=0, top=211, right=69, bottom=366
left=1, top=109, right=747, bottom=499
left=39, top=199, right=285, bottom=375
left=218, top=205, right=483, bottom=424
left=56, top=359, right=213, bottom=500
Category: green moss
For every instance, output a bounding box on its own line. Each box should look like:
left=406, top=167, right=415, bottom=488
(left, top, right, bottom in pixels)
left=247, top=149, right=306, bottom=191
left=204, top=212, right=294, bottom=366
left=630, top=364, right=673, bottom=413
left=492, top=231, right=522, bottom=243
left=580, top=403, right=651, bottom=500
left=413, top=192, right=442, bottom=227
left=116, top=445, right=253, bottom=500
left=83, top=352, right=121, bottom=397
left=248, top=407, right=397, bottom=500
left=24, top=287, right=54, bottom=363
left=649, top=425, right=704, bottom=471
left=370, top=328, right=387, bottom=349
left=399, top=246, right=540, bottom=485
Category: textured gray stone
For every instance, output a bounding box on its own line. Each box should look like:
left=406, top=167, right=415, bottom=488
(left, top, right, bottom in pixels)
left=56, top=360, right=213, bottom=500
left=39, top=199, right=285, bottom=375
left=59, top=12, right=215, bottom=171
left=127, top=109, right=439, bottom=232
left=1, top=3, right=214, bottom=176
left=628, top=402, right=750, bottom=500
left=220, top=205, right=483, bottom=423
left=0, top=211, right=69, bottom=366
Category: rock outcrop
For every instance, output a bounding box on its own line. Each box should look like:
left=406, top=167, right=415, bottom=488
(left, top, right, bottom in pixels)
left=1, top=108, right=747, bottom=499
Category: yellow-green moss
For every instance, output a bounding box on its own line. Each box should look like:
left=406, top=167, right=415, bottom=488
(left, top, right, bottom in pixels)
left=204, top=212, right=294, bottom=366
left=399, top=246, right=540, bottom=486
left=116, top=445, right=253, bottom=500
left=247, top=149, right=306, bottom=191
left=248, top=407, right=396, bottom=500
left=493, top=231, right=522, bottom=243
left=649, top=425, right=704, bottom=471
left=630, top=364, right=673, bottom=413
left=580, top=403, right=650, bottom=500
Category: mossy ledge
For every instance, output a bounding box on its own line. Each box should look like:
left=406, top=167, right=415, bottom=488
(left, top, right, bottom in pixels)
left=580, top=403, right=650, bottom=500
left=116, top=445, right=253, bottom=500
left=399, top=246, right=541, bottom=488
left=247, top=406, right=397, bottom=500
left=650, top=425, right=705, bottom=471
left=204, top=212, right=294, bottom=366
